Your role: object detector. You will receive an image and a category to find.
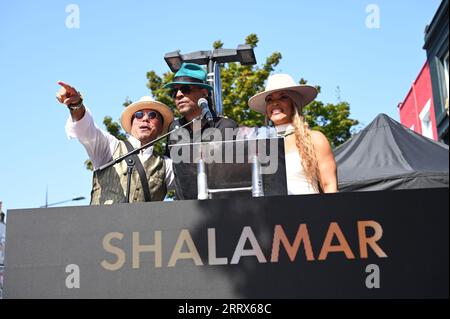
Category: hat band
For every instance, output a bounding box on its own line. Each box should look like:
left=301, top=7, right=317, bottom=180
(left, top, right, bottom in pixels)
left=173, top=76, right=206, bottom=85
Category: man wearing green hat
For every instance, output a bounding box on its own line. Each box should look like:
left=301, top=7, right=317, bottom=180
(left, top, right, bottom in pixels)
left=164, top=63, right=238, bottom=199
left=164, top=63, right=237, bottom=141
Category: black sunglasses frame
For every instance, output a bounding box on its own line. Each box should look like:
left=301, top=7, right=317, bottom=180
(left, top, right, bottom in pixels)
left=133, top=111, right=162, bottom=124
left=170, top=85, right=194, bottom=98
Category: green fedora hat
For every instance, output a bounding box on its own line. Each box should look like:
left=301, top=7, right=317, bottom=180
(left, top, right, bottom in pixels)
left=164, top=63, right=213, bottom=91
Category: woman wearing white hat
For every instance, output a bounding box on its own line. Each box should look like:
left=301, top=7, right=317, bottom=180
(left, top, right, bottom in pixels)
left=249, top=74, right=337, bottom=194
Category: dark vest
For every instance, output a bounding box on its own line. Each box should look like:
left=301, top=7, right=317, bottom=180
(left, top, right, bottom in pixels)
left=90, top=141, right=166, bottom=205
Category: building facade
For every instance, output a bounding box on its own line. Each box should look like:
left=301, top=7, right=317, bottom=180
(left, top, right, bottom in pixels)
left=399, top=0, right=449, bottom=144
left=424, top=0, right=449, bottom=144
left=398, top=62, right=438, bottom=140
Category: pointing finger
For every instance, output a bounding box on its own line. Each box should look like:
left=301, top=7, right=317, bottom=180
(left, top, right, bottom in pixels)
left=57, top=81, right=76, bottom=93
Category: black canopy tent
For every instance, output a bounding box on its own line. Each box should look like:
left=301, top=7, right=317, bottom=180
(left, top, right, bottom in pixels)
left=334, top=114, right=449, bottom=192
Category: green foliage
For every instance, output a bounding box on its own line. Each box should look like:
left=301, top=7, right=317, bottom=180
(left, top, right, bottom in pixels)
left=298, top=79, right=358, bottom=148
left=219, top=36, right=282, bottom=126
left=213, top=40, right=224, bottom=49
left=84, top=159, right=93, bottom=171
left=123, top=97, right=132, bottom=107
left=146, top=71, right=175, bottom=111
left=304, top=101, right=358, bottom=148
left=103, top=116, right=127, bottom=142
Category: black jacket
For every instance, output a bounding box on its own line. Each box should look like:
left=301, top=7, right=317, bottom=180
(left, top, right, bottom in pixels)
left=165, top=115, right=238, bottom=155
left=165, top=115, right=238, bottom=200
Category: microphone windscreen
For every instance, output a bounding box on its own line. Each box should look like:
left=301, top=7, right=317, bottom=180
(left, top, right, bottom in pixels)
left=198, top=98, right=208, bottom=107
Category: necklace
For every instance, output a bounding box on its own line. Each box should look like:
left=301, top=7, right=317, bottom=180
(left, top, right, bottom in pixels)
left=275, top=123, right=295, bottom=137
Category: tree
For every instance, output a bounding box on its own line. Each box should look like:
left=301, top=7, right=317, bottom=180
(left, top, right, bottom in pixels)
left=89, top=33, right=358, bottom=171
left=304, top=100, right=358, bottom=148
left=144, top=34, right=357, bottom=147
left=298, top=79, right=358, bottom=148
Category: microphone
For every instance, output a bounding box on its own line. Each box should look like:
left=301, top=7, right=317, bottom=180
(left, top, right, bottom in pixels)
left=198, top=98, right=213, bottom=123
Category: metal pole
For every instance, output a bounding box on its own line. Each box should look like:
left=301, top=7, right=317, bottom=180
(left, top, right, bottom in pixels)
left=251, top=155, right=264, bottom=197
left=197, top=158, right=209, bottom=200
left=40, top=196, right=86, bottom=208
left=214, top=62, right=223, bottom=116
left=207, top=58, right=215, bottom=113
left=125, top=157, right=135, bottom=203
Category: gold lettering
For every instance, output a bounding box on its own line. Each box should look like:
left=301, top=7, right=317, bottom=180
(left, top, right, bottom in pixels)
left=318, top=222, right=355, bottom=260
left=101, top=232, right=125, bottom=271
left=230, top=226, right=267, bottom=264
left=358, top=221, right=388, bottom=258
left=271, top=224, right=315, bottom=262
left=132, top=231, right=162, bottom=268
left=168, top=229, right=203, bottom=267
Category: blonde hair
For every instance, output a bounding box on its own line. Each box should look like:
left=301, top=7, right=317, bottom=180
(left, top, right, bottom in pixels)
left=291, top=106, right=321, bottom=192
left=266, top=90, right=321, bottom=192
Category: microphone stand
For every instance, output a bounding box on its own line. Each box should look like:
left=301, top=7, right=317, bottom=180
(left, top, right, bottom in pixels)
left=95, top=116, right=201, bottom=203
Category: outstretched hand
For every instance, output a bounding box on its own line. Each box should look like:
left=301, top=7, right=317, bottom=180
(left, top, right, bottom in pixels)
left=56, top=81, right=82, bottom=106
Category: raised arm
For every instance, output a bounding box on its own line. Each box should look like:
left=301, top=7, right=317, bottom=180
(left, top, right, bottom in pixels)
left=56, top=81, right=118, bottom=169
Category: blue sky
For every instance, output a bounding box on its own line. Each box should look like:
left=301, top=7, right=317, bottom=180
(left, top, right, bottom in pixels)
left=0, top=0, right=442, bottom=212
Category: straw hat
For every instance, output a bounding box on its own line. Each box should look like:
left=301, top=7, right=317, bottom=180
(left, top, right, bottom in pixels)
left=248, top=74, right=318, bottom=113
left=120, top=96, right=174, bottom=134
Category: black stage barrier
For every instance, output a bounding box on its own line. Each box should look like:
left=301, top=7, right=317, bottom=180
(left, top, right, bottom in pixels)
left=3, top=188, right=449, bottom=298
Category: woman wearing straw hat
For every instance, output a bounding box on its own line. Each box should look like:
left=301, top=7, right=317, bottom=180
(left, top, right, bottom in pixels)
left=56, top=81, right=175, bottom=204
left=249, top=74, right=337, bottom=194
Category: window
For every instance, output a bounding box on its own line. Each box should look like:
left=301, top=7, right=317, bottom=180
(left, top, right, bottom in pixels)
left=419, top=99, right=434, bottom=139
left=443, top=52, right=449, bottom=100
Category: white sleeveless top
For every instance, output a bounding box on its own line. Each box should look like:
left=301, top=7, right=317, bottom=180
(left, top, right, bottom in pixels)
left=276, top=124, right=318, bottom=195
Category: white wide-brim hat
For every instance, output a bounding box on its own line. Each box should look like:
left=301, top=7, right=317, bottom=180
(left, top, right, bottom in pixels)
left=121, top=96, right=174, bottom=134
left=248, top=74, right=318, bottom=113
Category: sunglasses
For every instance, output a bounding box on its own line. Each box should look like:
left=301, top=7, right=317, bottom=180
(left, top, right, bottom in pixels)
left=133, top=110, right=162, bottom=122
left=170, top=85, right=194, bottom=98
